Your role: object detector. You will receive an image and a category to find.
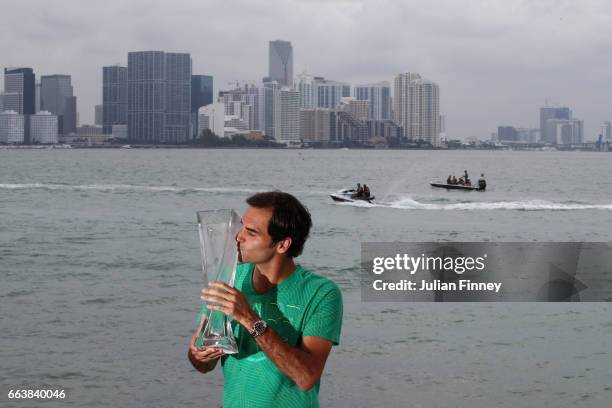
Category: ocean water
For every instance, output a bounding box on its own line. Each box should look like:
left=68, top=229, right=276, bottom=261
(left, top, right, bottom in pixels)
left=1, top=149, right=611, bottom=407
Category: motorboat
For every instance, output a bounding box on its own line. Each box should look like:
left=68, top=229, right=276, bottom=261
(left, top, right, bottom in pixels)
left=330, top=189, right=375, bottom=203
left=430, top=182, right=485, bottom=191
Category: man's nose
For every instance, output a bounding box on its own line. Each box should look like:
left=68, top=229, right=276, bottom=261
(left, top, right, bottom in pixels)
left=236, top=228, right=245, bottom=242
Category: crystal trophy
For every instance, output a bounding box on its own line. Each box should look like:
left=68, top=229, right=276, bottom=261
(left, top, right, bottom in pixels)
left=195, top=209, right=240, bottom=354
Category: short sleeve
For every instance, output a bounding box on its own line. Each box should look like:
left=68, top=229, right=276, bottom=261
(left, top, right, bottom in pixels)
left=302, top=283, right=343, bottom=345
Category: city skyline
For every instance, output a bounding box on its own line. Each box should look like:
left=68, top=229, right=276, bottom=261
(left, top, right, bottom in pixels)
left=1, top=1, right=612, bottom=140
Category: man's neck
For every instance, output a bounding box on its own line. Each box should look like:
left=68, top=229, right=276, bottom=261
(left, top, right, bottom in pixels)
left=252, top=257, right=296, bottom=294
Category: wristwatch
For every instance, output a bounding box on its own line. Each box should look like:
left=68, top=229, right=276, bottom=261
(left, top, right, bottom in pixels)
left=249, top=320, right=268, bottom=338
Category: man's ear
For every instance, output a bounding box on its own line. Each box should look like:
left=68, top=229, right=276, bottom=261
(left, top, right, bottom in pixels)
left=275, top=237, right=293, bottom=254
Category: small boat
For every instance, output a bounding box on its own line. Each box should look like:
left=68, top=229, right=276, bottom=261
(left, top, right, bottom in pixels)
left=330, top=189, right=375, bottom=203
left=430, top=182, right=485, bottom=191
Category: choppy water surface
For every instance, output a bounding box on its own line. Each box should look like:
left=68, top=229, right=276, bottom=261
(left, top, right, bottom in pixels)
left=1, top=149, right=611, bottom=407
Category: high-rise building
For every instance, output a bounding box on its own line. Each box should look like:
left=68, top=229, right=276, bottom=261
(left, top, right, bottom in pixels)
left=354, top=82, right=391, bottom=120
left=315, top=78, right=349, bottom=109
left=2, top=67, right=35, bottom=115
left=297, top=72, right=316, bottom=109
left=394, top=73, right=440, bottom=146
left=339, top=97, right=371, bottom=121
left=102, top=65, right=127, bottom=134
left=547, top=119, right=583, bottom=145
left=498, top=126, right=519, bottom=142
left=35, top=81, right=41, bottom=112
left=192, top=75, right=213, bottom=112
left=260, top=80, right=299, bottom=142
left=279, top=87, right=300, bottom=142
left=1, top=93, right=22, bottom=115
left=30, top=111, right=58, bottom=144
left=269, top=40, right=293, bottom=87
left=602, top=121, right=612, bottom=142
left=330, top=110, right=367, bottom=144
left=95, top=105, right=103, bottom=126
left=112, top=124, right=128, bottom=140
left=539, top=106, right=571, bottom=144
left=0, top=110, right=25, bottom=143
left=262, top=80, right=280, bottom=140
left=197, top=103, right=224, bottom=138
left=191, top=75, right=213, bottom=138
left=64, top=96, right=77, bottom=135
left=217, top=83, right=260, bottom=131
left=40, top=74, right=76, bottom=135
left=364, top=119, right=402, bottom=141
left=128, top=51, right=191, bottom=143
left=300, top=108, right=331, bottom=143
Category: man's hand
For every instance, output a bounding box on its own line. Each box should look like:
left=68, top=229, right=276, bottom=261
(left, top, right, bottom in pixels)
left=201, top=282, right=259, bottom=329
left=189, top=333, right=224, bottom=362
left=187, top=317, right=224, bottom=374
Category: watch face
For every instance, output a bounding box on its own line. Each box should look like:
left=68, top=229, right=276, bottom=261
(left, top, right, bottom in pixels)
left=253, top=320, right=267, bottom=335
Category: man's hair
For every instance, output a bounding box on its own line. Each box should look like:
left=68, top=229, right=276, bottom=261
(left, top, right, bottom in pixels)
left=246, top=191, right=312, bottom=258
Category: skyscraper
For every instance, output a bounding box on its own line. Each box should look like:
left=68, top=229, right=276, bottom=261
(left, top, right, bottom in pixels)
left=602, top=121, right=612, bottom=142
left=2, top=67, right=35, bottom=115
left=394, top=73, right=440, bottom=146
left=191, top=75, right=213, bottom=138
left=269, top=40, right=293, bottom=87
left=545, top=118, right=583, bottom=145
left=262, top=80, right=280, bottom=140
left=296, top=72, right=316, bottom=109
left=191, top=75, right=213, bottom=112
left=540, top=106, right=571, bottom=144
left=314, top=78, right=350, bottom=109
left=218, top=83, right=260, bottom=131
left=127, top=51, right=191, bottom=143
left=197, top=103, right=224, bottom=138
left=95, top=105, right=103, bottom=126
left=0, top=110, right=25, bottom=143
left=354, top=82, right=391, bottom=120
left=279, top=87, right=300, bottom=142
left=40, top=74, right=76, bottom=135
left=102, top=65, right=127, bottom=134
left=339, top=97, right=371, bottom=121
left=300, top=108, right=331, bottom=143
left=30, top=111, right=58, bottom=144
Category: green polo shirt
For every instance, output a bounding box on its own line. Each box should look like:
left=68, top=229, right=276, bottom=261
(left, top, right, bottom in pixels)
left=197, top=263, right=343, bottom=407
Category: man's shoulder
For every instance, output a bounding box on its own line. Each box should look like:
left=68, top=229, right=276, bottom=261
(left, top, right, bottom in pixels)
left=294, top=266, right=342, bottom=299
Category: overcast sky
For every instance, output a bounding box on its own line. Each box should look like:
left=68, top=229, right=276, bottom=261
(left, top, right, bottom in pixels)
left=2, top=0, right=611, bottom=140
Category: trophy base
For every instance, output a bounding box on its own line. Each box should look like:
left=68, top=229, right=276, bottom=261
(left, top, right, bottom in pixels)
left=198, top=335, right=239, bottom=354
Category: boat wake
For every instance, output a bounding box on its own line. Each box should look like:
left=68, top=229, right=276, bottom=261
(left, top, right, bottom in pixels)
left=0, top=183, right=331, bottom=196
left=334, top=194, right=612, bottom=211
left=0, top=183, right=260, bottom=194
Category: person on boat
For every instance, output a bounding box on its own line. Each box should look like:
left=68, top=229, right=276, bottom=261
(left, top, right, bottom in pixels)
left=353, top=183, right=363, bottom=198
left=458, top=177, right=465, bottom=185
left=478, top=174, right=486, bottom=190
left=363, top=184, right=371, bottom=199
left=464, top=170, right=469, bottom=182
left=451, top=175, right=457, bottom=185
left=446, top=175, right=452, bottom=184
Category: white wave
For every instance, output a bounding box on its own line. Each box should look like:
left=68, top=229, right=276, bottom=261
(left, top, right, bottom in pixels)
left=343, top=195, right=612, bottom=211
left=0, top=183, right=258, bottom=194
left=0, top=183, right=333, bottom=196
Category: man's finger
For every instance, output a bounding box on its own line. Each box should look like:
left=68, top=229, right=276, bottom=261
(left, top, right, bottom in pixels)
left=209, top=281, right=237, bottom=294
left=206, top=303, right=231, bottom=315
left=202, top=288, right=234, bottom=302
left=201, top=294, right=233, bottom=307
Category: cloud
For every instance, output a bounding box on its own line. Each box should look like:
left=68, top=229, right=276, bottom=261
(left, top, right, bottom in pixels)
left=2, top=0, right=611, bottom=139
